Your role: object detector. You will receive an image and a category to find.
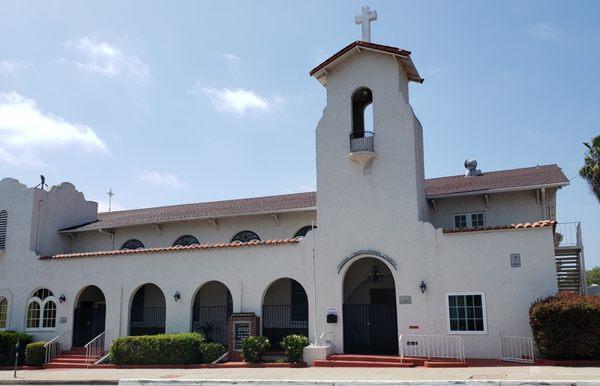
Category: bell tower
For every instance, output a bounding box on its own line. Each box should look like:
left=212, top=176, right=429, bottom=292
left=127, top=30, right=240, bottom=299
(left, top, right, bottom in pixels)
left=310, top=39, right=427, bottom=236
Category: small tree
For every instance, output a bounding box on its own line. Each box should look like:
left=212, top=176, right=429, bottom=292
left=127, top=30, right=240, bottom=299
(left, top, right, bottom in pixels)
left=580, top=135, right=600, bottom=203
left=587, top=266, right=600, bottom=286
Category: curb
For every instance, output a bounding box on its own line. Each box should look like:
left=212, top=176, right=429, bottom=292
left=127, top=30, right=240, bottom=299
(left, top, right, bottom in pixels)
left=119, top=380, right=600, bottom=386
left=0, top=381, right=118, bottom=385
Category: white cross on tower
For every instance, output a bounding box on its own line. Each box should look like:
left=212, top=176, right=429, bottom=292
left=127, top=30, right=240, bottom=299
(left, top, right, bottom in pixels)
left=355, top=5, right=377, bottom=42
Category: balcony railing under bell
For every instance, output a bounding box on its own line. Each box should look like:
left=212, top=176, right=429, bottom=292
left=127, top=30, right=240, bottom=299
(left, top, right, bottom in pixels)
left=350, top=131, right=375, bottom=153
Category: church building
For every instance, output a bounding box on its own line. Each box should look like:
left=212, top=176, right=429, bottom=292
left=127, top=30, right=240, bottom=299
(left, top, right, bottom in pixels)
left=0, top=7, right=585, bottom=363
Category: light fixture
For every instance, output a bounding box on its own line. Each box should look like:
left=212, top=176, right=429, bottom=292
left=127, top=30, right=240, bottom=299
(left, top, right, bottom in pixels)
left=369, top=265, right=383, bottom=283
left=58, top=294, right=66, bottom=303
left=419, top=281, right=427, bottom=294
left=174, top=291, right=181, bottom=302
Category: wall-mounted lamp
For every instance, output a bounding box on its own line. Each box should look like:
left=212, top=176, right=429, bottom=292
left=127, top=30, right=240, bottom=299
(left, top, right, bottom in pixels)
left=419, top=281, right=427, bottom=294
left=174, top=291, right=181, bottom=302
left=58, top=294, right=66, bottom=303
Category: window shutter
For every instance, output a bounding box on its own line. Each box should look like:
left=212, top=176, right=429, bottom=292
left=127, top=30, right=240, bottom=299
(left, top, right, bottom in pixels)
left=0, top=210, right=7, bottom=250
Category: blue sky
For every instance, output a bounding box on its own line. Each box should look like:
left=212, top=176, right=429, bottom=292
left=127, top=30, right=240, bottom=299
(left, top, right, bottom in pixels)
left=0, top=1, right=598, bottom=266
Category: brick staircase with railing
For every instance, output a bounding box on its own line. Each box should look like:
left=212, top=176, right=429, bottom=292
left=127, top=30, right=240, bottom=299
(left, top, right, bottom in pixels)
left=43, top=347, right=101, bottom=369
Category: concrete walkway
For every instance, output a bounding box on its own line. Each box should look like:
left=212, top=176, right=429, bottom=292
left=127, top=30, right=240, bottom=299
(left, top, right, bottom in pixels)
left=2, top=366, right=600, bottom=385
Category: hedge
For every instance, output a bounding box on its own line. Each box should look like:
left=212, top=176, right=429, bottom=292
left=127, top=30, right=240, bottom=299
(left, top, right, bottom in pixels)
left=530, top=292, right=600, bottom=359
left=199, top=342, right=226, bottom=363
left=110, top=333, right=204, bottom=365
left=242, top=336, right=270, bottom=364
left=281, top=334, right=309, bottom=363
left=25, top=342, right=47, bottom=366
left=0, top=331, right=33, bottom=366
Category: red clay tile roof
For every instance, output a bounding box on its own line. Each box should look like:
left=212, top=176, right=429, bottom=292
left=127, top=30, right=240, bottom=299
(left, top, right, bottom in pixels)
left=443, top=220, right=556, bottom=234
left=40, top=238, right=300, bottom=260
left=426, top=164, right=568, bottom=199
left=60, top=192, right=316, bottom=233
left=309, top=41, right=424, bottom=83
left=60, top=164, right=568, bottom=233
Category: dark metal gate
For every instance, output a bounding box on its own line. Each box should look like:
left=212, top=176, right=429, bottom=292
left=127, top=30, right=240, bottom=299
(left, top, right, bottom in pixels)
left=192, top=306, right=231, bottom=345
left=262, top=305, right=308, bottom=351
left=343, top=304, right=398, bottom=355
left=73, top=307, right=106, bottom=347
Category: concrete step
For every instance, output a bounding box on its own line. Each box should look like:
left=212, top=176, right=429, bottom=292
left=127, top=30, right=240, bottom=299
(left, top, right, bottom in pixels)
left=313, top=359, right=415, bottom=368
left=44, top=363, right=89, bottom=369
left=49, top=358, right=96, bottom=365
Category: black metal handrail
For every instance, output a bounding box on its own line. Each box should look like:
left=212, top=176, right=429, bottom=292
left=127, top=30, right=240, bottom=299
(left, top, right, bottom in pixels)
left=349, top=131, right=375, bottom=152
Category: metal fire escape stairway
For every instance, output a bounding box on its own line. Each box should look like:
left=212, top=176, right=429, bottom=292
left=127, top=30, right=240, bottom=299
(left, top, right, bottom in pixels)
left=554, top=222, right=586, bottom=294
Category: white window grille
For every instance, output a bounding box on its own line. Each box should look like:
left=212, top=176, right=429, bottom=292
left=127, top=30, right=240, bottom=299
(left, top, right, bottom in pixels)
left=454, top=212, right=485, bottom=229
left=0, top=210, right=7, bottom=250
left=445, top=292, right=487, bottom=334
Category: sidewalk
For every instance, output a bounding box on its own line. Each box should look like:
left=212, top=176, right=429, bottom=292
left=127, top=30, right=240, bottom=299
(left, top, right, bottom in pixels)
left=2, top=365, right=600, bottom=385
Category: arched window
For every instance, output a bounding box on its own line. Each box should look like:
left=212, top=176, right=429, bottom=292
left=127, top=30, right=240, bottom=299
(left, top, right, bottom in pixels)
left=351, top=87, right=373, bottom=138
left=173, top=235, right=199, bottom=247
left=231, top=231, right=260, bottom=243
left=0, top=297, right=8, bottom=329
left=121, top=239, right=145, bottom=250
left=294, top=225, right=317, bottom=238
left=26, top=288, right=56, bottom=330
left=0, top=210, right=7, bottom=250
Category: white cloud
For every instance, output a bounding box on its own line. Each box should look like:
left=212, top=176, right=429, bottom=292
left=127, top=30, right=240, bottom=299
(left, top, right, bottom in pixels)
left=138, top=170, right=186, bottom=189
left=200, top=87, right=273, bottom=116
left=526, top=23, right=561, bottom=41
left=63, top=37, right=150, bottom=79
left=0, top=60, right=31, bottom=75
left=0, top=91, right=107, bottom=166
left=223, top=53, right=240, bottom=61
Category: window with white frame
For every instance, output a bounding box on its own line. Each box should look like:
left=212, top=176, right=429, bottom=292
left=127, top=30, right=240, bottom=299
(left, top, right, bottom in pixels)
left=0, top=297, right=7, bottom=329
left=446, top=292, right=487, bottom=334
left=454, top=212, right=485, bottom=229
left=25, top=288, right=57, bottom=330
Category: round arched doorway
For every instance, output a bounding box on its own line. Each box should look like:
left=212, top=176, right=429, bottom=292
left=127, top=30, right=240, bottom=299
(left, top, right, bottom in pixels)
left=73, top=285, right=106, bottom=347
left=129, top=283, right=166, bottom=336
left=262, top=278, right=308, bottom=351
left=191, top=281, right=233, bottom=345
left=342, top=257, right=398, bottom=354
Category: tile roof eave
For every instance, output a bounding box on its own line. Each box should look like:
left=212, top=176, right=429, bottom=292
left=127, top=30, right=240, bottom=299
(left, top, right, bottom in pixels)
left=442, top=220, right=556, bottom=234
left=426, top=181, right=570, bottom=200
left=40, top=238, right=301, bottom=260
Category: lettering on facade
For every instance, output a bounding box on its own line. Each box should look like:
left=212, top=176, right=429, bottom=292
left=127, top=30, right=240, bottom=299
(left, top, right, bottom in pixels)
left=337, top=249, right=398, bottom=273
left=233, top=321, right=251, bottom=351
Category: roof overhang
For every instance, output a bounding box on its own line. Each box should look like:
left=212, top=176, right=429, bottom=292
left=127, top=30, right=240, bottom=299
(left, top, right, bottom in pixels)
left=309, top=41, right=424, bottom=86
left=58, top=206, right=317, bottom=234
left=426, top=182, right=569, bottom=200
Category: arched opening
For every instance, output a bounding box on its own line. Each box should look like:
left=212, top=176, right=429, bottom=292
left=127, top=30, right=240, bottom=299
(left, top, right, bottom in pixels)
left=129, top=283, right=166, bottom=336
left=173, top=235, right=199, bottom=247
left=191, top=281, right=233, bottom=345
left=351, top=87, right=373, bottom=138
left=293, top=225, right=317, bottom=239
left=121, top=239, right=145, bottom=250
left=342, top=257, right=398, bottom=354
left=262, top=278, right=308, bottom=351
left=25, top=288, right=57, bottom=330
left=73, top=285, right=106, bottom=347
left=231, top=230, right=260, bottom=243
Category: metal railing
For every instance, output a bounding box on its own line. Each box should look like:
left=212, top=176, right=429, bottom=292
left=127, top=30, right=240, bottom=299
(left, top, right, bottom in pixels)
left=349, top=131, right=375, bottom=152
left=498, top=335, right=535, bottom=364
left=44, top=330, right=70, bottom=364
left=85, top=330, right=106, bottom=367
left=130, top=306, right=165, bottom=335
left=262, top=305, right=309, bottom=350
left=399, top=334, right=465, bottom=363
left=192, top=306, right=230, bottom=345
left=554, top=222, right=582, bottom=248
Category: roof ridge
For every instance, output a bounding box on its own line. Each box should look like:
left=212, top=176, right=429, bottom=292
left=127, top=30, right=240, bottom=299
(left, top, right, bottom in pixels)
left=426, top=164, right=559, bottom=181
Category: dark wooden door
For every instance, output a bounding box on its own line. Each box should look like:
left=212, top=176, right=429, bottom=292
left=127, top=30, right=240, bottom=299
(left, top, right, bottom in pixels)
left=343, top=303, right=398, bottom=355
left=73, top=306, right=105, bottom=347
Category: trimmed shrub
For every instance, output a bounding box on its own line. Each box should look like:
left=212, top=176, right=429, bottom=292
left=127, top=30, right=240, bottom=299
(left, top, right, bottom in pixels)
left=0, top=331, right=33, bottom=366
left=530, top=292, right=600, bottom=359
left=200, top=342, right=226, bottom=364
left=242, top=336, right=270, bottom=364
left=110, top=333, right=204, bottom=365
left=25, top=342, right=47, bottom=366
left=281, top=334, right=309, bottom=363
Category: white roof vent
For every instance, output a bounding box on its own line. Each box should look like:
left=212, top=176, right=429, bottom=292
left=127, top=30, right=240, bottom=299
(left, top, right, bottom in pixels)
left=464, top=159, right=482, bottom=178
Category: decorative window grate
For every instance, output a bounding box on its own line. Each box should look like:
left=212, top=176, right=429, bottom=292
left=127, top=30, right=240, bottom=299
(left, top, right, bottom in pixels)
left=0, top=298, right=7, bottom=329
left=231, top=230, right=260, bottom=243
left=121, top=239, right=145, bottom=250
left=173, top=235, right=199, bottom=247
left=0, top=210, right=7, bottom=250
